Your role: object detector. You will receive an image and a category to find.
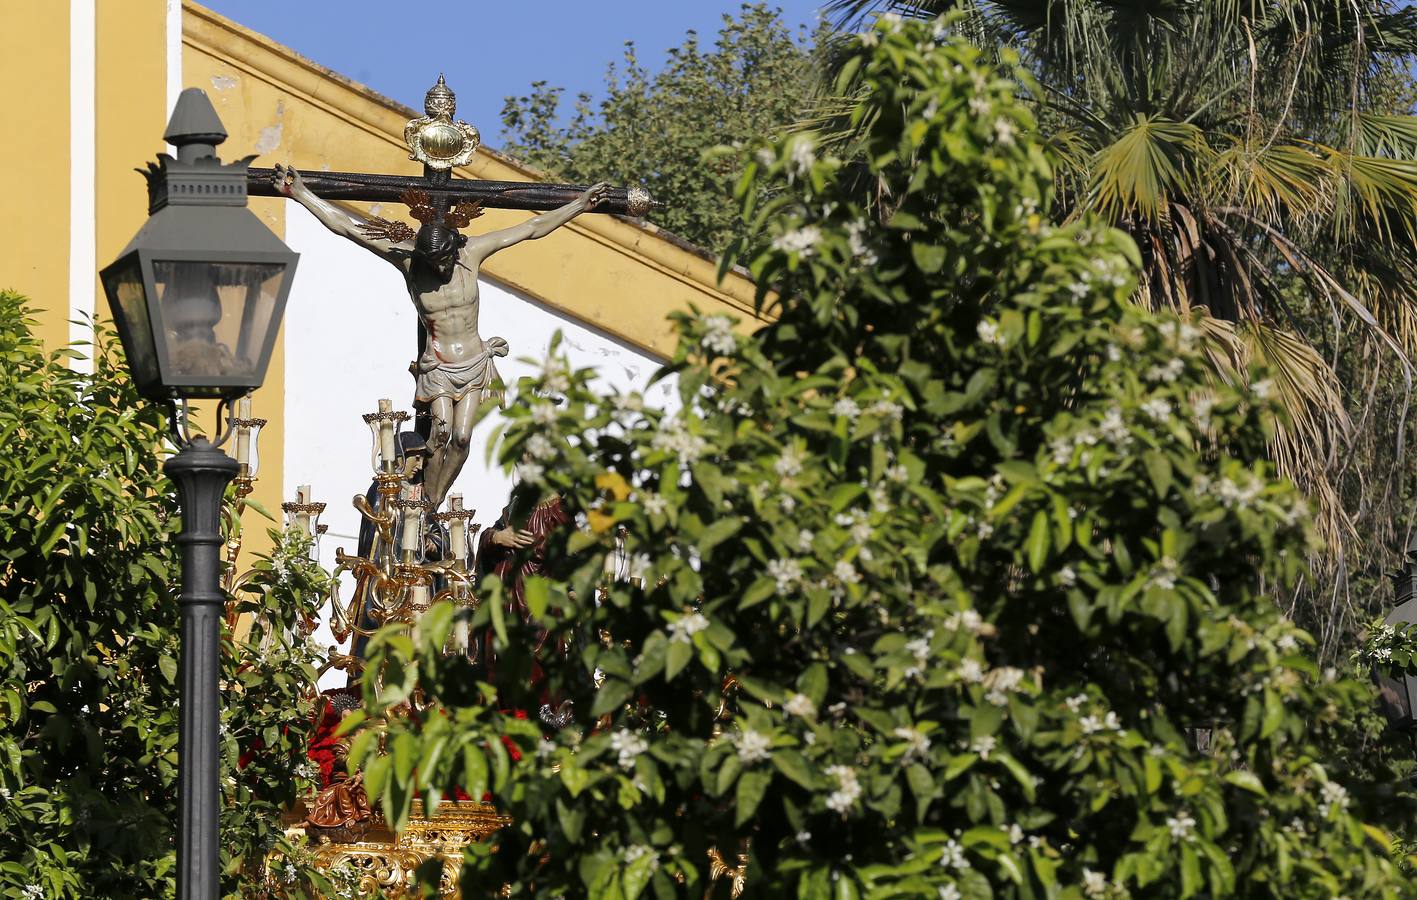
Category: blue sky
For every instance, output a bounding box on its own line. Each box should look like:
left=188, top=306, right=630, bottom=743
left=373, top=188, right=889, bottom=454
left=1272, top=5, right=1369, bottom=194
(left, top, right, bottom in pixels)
left=201, top=1, right=830, bottom=150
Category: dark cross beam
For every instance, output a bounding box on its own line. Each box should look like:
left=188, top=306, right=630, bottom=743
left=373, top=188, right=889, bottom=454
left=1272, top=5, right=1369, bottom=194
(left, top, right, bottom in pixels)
left=245, top=167, right=655, bottom=217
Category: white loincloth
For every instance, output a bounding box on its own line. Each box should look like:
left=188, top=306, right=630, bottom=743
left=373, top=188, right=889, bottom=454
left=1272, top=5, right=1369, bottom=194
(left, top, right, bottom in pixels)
left=411, top=336, right=509, bottom=404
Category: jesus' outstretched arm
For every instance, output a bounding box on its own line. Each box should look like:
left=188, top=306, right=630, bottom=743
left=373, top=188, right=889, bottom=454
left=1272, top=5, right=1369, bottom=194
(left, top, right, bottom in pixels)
left=271, top=163, right=413, bottom=264
left=464, top=182, right=610, bottom=263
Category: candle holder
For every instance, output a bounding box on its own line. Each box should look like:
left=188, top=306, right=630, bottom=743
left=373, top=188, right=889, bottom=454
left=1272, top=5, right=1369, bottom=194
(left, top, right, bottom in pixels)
left=362, top=400, right=409, bottom=474
left=282, top=487, right=327, bottom=561
left=431, top=493, right=479, bottom=570
left=231, top=397, right=266, bottom=499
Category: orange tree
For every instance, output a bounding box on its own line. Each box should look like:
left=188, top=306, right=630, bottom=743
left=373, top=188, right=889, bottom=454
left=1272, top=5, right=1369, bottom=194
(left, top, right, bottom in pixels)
left=0, top=294, right=335, bottom=898
left=350, top=17, right=1417, bottom=899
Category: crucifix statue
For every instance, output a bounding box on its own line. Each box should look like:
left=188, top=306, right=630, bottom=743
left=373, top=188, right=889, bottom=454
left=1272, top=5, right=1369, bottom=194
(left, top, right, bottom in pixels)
left=255, top=75, right=653, bottom=511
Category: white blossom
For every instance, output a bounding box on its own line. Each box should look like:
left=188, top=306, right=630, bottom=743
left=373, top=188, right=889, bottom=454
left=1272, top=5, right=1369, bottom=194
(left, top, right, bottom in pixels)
left=938, top=885, right=962, bottom=900
left=1251, top=378, right=1275, bottom=400
left=614, top=391, right=645, bottom=414
left=993, top=117, right=1017, bottom=146
left=610, top=729, right=648, bottom=771
left=755, top=147, right=776, bottom=167
left=1064, top=694, right=1088, bottom=713
left=1150, top=557, right=1180, bottom=591
left=1080, top=711, right=1122, bottom=735
left=970, top=734, right=997, bottom=760
left=1098, top=408, right=1129, bottom=445
left=21, top=886, right=43, bottom=900
left=788, top=138, right=816, bottom=181
left=518, top=461, right=546, bottom=484
left=847, top=219, right=878, bottom=265
left=651, top=417, right=709, bottom=464
left=768, top=558, right=804, bottom=592
left=1166, top=810, right=1197, bottom=841
left=1008, top=824, right=1025, bottom=845
left=796, top=529, right=815, bottom=552
left=982, top=667, right=1026, bottom=706
left=784, top=693, right=817, bottom=719
left=939, top=838, right=970, bottom=870
left=868, top=398, right=904, bottom=420
left=701, top=315, right=737, bottom=356
left=1148, top=358, right=1185, bottom=383
left=641, top=493, right=669, bottom=517
left=1141, top=397, right=1173, bottom=422
left=1319, top=780, right=1350, bottom=816
left=623, top=844, right=660, bottom=871
left=859, top=30, right=880, bottom=47
left=772, top=225, right=823, bottom=258
left=530, top=402, right=558, bottom=425
left=833, top=560, right=861, bottom=585
left=957, top=658, right=985, bottom=684
left=525, top=434, right=556, bottom=461
left=667, top=612, right=710, bottom=644
left=885, top=463, right=909, bottom=484
left=976, top=319, right=1002, bottom=344
left=735, top=728, right=773, bottom=764
left=944, top=609, right=984, bottom=634
left=1058, top=566, right=1077, bottom=586
left=969, top=95, right=991, bottom=117
left=832, top=396, right=862, bottom=419
left=825, top=765, right=862, bottom=813
left=775, top=446, right=806, bottom=478
left=1082, top=869, right=1108, bottom=897
left=894, top=726, right=932, bottom=762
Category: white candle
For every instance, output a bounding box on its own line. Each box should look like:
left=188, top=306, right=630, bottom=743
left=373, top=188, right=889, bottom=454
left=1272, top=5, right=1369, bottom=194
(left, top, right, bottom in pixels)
left=378, top=398, right=397, bottom=471
left=235, top=396, right=252, bottom=468
left=448, top=494, right=466, bottom=563
left=400, top=502, right=421, bottom=554
left=296, top=484, right=312, bottom=536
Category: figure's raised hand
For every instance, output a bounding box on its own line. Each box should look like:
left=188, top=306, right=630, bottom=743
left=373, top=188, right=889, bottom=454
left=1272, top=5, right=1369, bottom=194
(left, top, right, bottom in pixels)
left=582, top=181, right=611, bottom=211
left=491, top=527, right=538, bottom=549
left=272, top=163, right=305, bottom=197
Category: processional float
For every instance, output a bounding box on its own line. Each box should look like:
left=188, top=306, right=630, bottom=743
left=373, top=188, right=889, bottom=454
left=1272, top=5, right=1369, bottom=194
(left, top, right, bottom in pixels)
left=227, top=75, right=654, bottom=897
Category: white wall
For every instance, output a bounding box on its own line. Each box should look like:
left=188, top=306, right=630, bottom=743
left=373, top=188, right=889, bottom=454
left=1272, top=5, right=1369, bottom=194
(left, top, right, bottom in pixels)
left=281, top=204, right=673, bottom=681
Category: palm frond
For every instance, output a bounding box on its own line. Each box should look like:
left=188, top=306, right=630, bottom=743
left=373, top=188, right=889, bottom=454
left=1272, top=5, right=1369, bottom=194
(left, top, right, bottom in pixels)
left=1089, top=115, right=1210, bottom=220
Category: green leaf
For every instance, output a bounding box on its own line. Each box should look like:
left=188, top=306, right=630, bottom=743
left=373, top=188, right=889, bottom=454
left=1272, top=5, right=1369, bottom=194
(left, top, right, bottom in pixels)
left=1026, top=510, right=1050, bottom=572
left=735, top=768, right=773, bottom=826
left=524, top=576, right=551, bottom=621
left=772, top=750, right=817, bottom=789
left=665, top=640, right=694, bottom=681
left=911, top=243, right=946, bottom=273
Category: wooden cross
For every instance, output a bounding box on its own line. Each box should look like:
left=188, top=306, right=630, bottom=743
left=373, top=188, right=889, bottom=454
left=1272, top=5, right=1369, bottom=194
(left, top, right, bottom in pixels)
left=244, top=76, right=654, bottom=218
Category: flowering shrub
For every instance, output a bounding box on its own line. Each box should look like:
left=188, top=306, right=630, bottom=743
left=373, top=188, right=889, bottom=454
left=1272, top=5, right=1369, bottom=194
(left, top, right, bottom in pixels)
left=0, top=293, right=336, bottom=898
left=351, top=15, right=1416, bottom=899
left=1354, top=619, right=1417, bottom=675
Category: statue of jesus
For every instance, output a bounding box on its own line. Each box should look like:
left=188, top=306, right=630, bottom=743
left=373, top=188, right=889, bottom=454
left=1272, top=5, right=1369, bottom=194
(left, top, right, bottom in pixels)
left=272, top=164, right=608, bottom=510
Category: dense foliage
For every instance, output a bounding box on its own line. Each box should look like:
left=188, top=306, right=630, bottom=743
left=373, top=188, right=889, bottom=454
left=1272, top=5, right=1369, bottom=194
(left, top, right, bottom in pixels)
left=823, top=0, right=1417, bottom=658
left=499, top=3, right=823, bottom=251
left=351, top=19, right=1417, bottom=899
left=0, top=292, right=332, bottom=898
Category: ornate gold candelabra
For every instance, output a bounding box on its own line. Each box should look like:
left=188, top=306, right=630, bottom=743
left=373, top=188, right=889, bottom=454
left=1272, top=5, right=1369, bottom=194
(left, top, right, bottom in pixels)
left=283, top=398, right=503, bottom=897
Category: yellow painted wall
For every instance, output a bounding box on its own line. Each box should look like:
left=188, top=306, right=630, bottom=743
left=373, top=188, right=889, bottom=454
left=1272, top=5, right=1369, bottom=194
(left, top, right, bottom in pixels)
left=0, top=3, right=71, bottom=348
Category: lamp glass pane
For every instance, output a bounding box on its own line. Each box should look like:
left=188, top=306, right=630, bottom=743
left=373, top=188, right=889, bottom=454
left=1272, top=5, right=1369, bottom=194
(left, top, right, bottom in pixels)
left=100, top=259, right=160, bottom=387
left=152, top=261, right=285, bottom=381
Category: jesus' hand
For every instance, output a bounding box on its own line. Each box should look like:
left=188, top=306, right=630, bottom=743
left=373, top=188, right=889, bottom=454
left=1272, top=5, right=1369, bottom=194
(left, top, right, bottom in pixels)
left=272, top=163, right=307, bottom=198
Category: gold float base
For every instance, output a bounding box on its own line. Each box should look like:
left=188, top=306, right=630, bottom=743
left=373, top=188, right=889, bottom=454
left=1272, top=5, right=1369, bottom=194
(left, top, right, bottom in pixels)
left=277, top=800, right=509, bottom=898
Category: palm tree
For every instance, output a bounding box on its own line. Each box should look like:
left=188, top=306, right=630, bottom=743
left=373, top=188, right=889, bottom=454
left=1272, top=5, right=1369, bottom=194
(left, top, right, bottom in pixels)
left=819, top=0, right=1417, bottom=656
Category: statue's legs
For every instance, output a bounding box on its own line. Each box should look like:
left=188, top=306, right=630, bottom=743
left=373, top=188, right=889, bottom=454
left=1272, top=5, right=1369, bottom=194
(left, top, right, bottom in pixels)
left=423, top=394, right=480, bottom=510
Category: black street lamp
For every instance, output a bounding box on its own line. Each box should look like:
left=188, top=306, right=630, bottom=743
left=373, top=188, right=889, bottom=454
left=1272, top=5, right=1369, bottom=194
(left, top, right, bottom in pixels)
left=99, top=88, right=298, bottom=900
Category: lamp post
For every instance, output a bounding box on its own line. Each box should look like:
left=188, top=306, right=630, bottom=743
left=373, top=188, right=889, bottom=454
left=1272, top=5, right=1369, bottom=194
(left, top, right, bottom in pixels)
left=99, top=88, right=298, bottom=900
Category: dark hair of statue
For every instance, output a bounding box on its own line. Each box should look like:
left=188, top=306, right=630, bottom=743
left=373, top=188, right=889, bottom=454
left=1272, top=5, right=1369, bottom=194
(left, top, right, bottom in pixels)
left=413, top=222, right=467, bottom=262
